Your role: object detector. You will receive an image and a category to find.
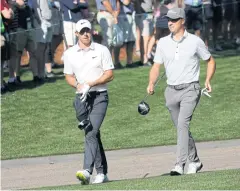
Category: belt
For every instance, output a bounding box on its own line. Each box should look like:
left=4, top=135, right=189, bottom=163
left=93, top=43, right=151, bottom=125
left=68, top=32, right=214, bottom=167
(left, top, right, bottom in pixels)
left=88, top=90, right=107, bottom=96
left=76, top=91, right=107, bottom=99
left=168, top=81, right=199, bottom=90
left=126, top=12, right=133, bottom=15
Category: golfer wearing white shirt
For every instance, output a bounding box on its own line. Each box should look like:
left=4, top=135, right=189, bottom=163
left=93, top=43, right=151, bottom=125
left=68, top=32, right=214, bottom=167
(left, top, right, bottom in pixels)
left=64, top=19, right=114, bottom=184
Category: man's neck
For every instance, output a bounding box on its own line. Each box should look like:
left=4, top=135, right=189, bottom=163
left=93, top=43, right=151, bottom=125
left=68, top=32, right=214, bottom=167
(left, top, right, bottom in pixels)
left=78, top=41, right=91, bottom=49
left=172, top=28, right=185, bottom=41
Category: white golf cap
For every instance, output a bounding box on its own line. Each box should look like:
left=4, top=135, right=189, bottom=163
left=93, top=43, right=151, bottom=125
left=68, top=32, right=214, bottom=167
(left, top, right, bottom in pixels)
left=76, top=19, right=92, bottom=32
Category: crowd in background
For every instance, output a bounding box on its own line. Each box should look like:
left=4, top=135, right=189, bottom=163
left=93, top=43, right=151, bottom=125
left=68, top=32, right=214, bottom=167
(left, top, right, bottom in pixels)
left=1, top=0, right=240, bottom=94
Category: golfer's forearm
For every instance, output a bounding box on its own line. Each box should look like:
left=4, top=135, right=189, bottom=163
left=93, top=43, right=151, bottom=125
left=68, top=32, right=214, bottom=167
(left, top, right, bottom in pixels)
left=206, top=56, right=216, bottom=82
left=149, top=64, right=160, bottom=85
left=65, top=74, right=77, bottom=88
left=88, top=70, right=114, bottom=87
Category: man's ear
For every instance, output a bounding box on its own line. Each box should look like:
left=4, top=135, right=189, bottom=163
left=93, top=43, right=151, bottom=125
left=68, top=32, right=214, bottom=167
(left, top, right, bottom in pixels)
left=181, top=19, right=185, bottom=25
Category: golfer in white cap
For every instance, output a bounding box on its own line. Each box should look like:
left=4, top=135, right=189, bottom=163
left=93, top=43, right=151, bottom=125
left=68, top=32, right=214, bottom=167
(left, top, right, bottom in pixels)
left=63, top=19, right=114, bottom=184
left=147, top=8, right=216, bottom=176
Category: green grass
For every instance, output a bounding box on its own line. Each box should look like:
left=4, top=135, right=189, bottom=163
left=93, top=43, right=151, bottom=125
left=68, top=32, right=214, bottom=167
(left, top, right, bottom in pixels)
left=37, top=169, right=240, bottom=190
left=1, top=56, right=240, bottom=159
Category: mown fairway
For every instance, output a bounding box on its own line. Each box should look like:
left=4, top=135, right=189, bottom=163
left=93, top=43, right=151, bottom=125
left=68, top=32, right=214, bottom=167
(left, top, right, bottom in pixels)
left=1, top=56, right=240, bottom=159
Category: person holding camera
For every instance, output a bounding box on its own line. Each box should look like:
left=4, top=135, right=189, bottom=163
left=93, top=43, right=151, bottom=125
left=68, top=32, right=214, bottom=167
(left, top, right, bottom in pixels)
left=147, top=8, right=216, bottom=176
left=64, top=19, right=114, bottom=185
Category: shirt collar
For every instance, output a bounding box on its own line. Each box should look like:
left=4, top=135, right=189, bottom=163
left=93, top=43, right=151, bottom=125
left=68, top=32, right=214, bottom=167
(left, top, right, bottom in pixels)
left=170, top=30, right=188, bottom=43
left=75, top=42, right=95, bottom=52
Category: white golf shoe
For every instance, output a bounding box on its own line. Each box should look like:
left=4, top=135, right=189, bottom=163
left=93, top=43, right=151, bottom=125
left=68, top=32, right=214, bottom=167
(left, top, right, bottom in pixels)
left=170, top=165, right=184, bottom=176
left=76, top=170, right=90, bottom=185
left=187, top=161, right=203, bottom=174
left=92, top=173, right=109, bottom=184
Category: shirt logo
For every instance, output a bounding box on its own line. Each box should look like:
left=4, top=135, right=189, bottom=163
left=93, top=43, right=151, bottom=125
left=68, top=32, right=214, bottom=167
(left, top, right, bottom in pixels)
left=92, top=56, right=97, bottom=59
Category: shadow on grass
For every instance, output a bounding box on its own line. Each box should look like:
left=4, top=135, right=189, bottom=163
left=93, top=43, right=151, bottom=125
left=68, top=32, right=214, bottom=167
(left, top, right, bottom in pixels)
left=114, top=61, right=152, bottom=70
left=2, top=73, right=65, bottom=95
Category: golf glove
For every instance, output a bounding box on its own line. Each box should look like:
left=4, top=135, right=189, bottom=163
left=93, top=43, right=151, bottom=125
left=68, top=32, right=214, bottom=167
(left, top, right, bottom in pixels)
left=201, top=88, right=211, bottom=98
left=80, top=83, right=90, bottom=102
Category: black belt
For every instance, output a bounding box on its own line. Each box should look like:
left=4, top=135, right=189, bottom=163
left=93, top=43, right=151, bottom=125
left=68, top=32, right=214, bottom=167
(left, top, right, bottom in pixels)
left=168, top=81, right=199, bottom=90
left=88, top=90, right=107, bottom=96
left=126, top=12, right=133, bottom=15
left=76, top=90, right=107, bottom=97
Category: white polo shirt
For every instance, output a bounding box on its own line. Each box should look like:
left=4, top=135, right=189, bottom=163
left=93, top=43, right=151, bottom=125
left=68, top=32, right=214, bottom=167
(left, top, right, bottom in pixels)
left=154, top=30, right=211, bottom=85
left=64, top=42, right=114, bottom=92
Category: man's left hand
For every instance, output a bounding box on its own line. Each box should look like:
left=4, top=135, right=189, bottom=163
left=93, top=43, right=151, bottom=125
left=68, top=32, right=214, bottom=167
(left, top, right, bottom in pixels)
left=80, top=83, right=90, bottom=102
left=205, top=80, right=212, bottom=92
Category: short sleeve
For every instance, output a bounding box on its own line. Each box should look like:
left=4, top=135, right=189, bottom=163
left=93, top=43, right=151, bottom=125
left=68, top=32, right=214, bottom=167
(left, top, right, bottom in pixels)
left=63, top=52, right=73, bottom=75
left=101, top=46, right=114, bottom=70
left=153, top=39, right=164, bottom=64
left=197, top=38, right=211, bottom=61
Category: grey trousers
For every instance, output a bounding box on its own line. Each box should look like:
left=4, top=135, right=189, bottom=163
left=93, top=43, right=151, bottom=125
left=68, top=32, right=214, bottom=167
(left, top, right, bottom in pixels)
left=82, top=91, right=108, bottom=175
left=164, top=83, right=201, bottom=167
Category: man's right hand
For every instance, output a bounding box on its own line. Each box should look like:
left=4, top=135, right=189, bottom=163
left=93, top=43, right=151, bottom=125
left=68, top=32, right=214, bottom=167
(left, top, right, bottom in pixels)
left=147, top=83, right=155, bottom=95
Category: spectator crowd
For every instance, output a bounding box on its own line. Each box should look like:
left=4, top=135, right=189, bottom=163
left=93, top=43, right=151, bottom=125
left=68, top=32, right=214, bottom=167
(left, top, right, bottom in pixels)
left=1, top=0, right=240, bottom=94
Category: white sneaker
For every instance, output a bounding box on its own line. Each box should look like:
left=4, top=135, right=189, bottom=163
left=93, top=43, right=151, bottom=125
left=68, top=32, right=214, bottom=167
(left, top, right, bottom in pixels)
left=170, top=165, right=184, bottom=176
left=187, top=162, right=203, bottom=174
left=92, top=173, right=109, bottom=184
left=76, top=170, right=90, bottom=185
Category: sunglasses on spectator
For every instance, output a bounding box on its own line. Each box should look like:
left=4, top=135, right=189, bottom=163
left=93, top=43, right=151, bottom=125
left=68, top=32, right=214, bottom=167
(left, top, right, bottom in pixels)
left=168, top=18, right=181, bottom=23
left=79, top=28, right=91, bottom=35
